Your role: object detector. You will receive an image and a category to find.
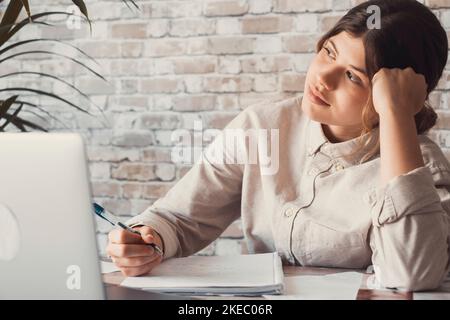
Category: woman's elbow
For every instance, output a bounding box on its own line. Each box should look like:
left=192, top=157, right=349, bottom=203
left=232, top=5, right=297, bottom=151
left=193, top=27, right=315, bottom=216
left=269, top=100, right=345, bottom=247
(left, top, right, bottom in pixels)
left=380, top=259, right=449, bottom=291
left=399, top=273, right=445, bottom=292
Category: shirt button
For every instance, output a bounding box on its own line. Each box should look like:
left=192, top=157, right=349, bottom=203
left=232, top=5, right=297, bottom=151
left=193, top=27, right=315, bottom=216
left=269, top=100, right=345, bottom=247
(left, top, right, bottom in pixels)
left=284, top=208, right=295, bottom=217
left=335, top=163, right=344, bottom=171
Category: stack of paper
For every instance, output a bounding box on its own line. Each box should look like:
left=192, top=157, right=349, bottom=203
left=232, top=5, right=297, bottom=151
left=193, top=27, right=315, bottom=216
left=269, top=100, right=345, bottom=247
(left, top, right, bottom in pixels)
left=120, top=252, right=284, bottom=296
left=264, top=272, right=363, bottom=300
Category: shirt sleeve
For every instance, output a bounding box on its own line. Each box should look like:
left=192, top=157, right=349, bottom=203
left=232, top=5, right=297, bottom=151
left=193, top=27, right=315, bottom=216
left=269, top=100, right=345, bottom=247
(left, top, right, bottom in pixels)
left=366, top=165, right=450, bottom=291
left=125, top=110, right=252, bottom=260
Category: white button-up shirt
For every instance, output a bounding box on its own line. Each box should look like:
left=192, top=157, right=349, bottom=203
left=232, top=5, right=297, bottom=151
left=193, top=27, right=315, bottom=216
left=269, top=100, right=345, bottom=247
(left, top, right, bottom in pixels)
left=127, top=97, right=450, bottom=291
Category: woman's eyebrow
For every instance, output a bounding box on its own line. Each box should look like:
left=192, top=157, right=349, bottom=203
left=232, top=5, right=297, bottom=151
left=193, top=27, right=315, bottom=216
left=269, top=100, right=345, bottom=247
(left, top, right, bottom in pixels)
left=328, top=39, right=368, bottom=77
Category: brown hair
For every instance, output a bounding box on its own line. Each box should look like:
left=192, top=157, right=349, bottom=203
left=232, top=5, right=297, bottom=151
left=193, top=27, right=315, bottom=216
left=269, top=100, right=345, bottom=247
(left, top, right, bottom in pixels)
left=316, top=0, right=448, bottom=163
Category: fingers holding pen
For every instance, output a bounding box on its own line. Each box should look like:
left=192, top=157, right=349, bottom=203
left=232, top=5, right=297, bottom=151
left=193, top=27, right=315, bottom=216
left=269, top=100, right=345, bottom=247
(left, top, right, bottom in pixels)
left=117, top=256, right=164, bottom=277
left=110, top=254, right=161, bottom=268
left=106, top=225, right=165, bottom=276
left=108, top=228, right=145, bottom=245
left=106, top=243, right=155, bottom=258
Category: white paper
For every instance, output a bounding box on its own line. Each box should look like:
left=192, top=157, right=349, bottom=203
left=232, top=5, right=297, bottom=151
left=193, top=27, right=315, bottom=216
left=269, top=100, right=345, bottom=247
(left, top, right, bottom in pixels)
left=120, top=253, right=283, bottom=294
left=100, top=261, right=120, bottom=274
left=264, top=271, right=363, bottom=300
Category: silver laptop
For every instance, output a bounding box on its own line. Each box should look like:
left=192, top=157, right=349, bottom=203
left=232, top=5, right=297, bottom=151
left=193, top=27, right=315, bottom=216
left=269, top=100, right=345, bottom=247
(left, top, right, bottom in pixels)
left=0, top=133, right=184, bottom=300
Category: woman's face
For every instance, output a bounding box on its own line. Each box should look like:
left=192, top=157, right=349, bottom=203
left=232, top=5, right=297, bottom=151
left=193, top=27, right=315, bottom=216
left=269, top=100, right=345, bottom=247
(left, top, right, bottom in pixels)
left=301, top=31, right=373, bottom=139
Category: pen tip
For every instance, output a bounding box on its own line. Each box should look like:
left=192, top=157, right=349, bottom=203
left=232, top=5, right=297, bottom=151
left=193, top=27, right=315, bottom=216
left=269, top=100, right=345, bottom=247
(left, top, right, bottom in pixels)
left=93, top=203, right=103, bottom=214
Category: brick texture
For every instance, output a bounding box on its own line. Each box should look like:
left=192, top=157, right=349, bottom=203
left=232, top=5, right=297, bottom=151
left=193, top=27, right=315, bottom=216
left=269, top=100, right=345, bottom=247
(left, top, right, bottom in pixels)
left=4, top=0, right=450, bottom=257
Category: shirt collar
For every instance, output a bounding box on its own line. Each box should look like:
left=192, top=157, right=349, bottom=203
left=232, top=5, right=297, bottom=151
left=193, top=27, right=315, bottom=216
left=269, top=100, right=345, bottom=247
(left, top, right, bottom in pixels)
left=306, top=117, right=379, bottom=165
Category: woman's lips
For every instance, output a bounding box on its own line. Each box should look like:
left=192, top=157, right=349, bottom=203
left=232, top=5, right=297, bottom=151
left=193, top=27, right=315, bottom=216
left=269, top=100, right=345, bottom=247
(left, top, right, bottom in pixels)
left=307, top=85, right=330, bottom=106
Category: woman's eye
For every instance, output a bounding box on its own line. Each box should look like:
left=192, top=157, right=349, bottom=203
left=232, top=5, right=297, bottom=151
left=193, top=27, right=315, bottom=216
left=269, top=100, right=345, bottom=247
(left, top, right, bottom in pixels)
left=346, top=71, right=360, bottom=84
left=323, top=46, right=335, bottom=59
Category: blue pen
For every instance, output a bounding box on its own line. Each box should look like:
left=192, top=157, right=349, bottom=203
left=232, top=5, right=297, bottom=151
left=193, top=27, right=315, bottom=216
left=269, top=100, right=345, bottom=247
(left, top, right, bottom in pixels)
left=93, top=202, right=163, bottom=256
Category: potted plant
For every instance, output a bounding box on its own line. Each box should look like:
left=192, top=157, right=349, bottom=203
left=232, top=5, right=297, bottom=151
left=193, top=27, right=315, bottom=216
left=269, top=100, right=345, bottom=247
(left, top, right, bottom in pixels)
left=0, top=0, right=137, bottom=131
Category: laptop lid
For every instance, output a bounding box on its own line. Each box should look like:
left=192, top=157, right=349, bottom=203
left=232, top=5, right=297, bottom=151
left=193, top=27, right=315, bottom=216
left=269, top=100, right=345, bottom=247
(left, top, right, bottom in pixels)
left=0, top=133, right=105, bottom=299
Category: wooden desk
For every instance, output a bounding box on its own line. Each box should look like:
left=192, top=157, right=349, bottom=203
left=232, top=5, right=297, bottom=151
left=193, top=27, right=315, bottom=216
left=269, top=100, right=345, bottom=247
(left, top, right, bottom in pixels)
left=103, top=266, right=450, bottom=300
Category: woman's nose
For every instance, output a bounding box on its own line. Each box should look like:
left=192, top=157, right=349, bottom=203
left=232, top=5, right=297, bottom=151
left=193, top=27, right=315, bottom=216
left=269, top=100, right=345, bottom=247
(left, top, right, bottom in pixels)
left=316, top=69, right=337, bottom=91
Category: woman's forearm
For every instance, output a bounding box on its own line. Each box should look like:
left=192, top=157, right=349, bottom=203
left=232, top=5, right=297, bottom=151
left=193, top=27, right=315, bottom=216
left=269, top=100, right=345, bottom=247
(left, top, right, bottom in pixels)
left=372, top=108, right=449, bottom=291
left=379, top=109, right=425, bottom=186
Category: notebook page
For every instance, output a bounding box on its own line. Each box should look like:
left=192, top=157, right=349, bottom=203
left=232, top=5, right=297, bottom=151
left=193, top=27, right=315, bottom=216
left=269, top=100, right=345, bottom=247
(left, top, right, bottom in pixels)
left=264, top=272, right=363, bottom=300
left=121, top=252, right=281, bottom=289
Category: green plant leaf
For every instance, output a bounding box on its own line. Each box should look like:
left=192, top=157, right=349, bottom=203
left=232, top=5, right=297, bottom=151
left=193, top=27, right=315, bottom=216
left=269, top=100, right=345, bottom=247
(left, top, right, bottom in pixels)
left=0, top=11, right=88, bottom=46
left=13, top=100, right=71, bottom=129
left=0, top=101, right=22, bottom=130
left=15, top=116, right=48, bottom=131
left=0, top=0, right=23, bottom=42
left=71, top=0, right=92, bottom=33
left=0, top=38, right=99, bottom=66
left=122, top=0, right=132, bottom=11
left=0, top=1, right=143, bottom=132
left=0, top=95, right=18, bottom=119
left=3, top=104, right=48, bottom=130
left=0, top=50, right=106, bottom=81
left=19, top=0, right=31, bottom=21
left=15, top=108, right=48, bottom=124
left=0, top=87, right=91, bottom=114
left=71, top=0, right=88, bottom=18
left=0, top=21, right=53, bottom=36
left=124, top=0, right=139, bottom=10
left=0, top=71, right=104, bottom=114
left=0, top=111, right=48, bottom=132
left=0, top=1, right=22, bottom=28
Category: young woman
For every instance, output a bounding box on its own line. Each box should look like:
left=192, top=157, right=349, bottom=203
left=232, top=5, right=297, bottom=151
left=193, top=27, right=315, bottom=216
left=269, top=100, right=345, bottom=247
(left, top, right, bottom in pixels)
left=107, top=0, right=450, bottom=291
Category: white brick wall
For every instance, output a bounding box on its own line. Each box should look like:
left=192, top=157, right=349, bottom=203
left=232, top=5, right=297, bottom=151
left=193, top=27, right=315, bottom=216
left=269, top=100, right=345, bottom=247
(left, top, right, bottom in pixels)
left=1, top=0, right=450, bottom=257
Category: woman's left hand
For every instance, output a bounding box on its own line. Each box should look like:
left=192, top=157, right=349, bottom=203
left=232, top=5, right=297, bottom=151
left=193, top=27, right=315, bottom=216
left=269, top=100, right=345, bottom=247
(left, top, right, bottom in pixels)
left=371, top=67, right=428, bottom=118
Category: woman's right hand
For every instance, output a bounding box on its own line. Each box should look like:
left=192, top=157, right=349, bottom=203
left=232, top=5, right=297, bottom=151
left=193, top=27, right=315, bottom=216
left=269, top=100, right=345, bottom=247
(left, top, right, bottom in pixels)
left=107, top=226, right=164, bottom=277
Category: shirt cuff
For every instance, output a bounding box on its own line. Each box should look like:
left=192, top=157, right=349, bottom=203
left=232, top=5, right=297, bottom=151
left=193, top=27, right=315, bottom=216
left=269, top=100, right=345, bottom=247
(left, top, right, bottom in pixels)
left=364, top=166, right=442, bottom=227
left=126, top=211, right=179, bottom=259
